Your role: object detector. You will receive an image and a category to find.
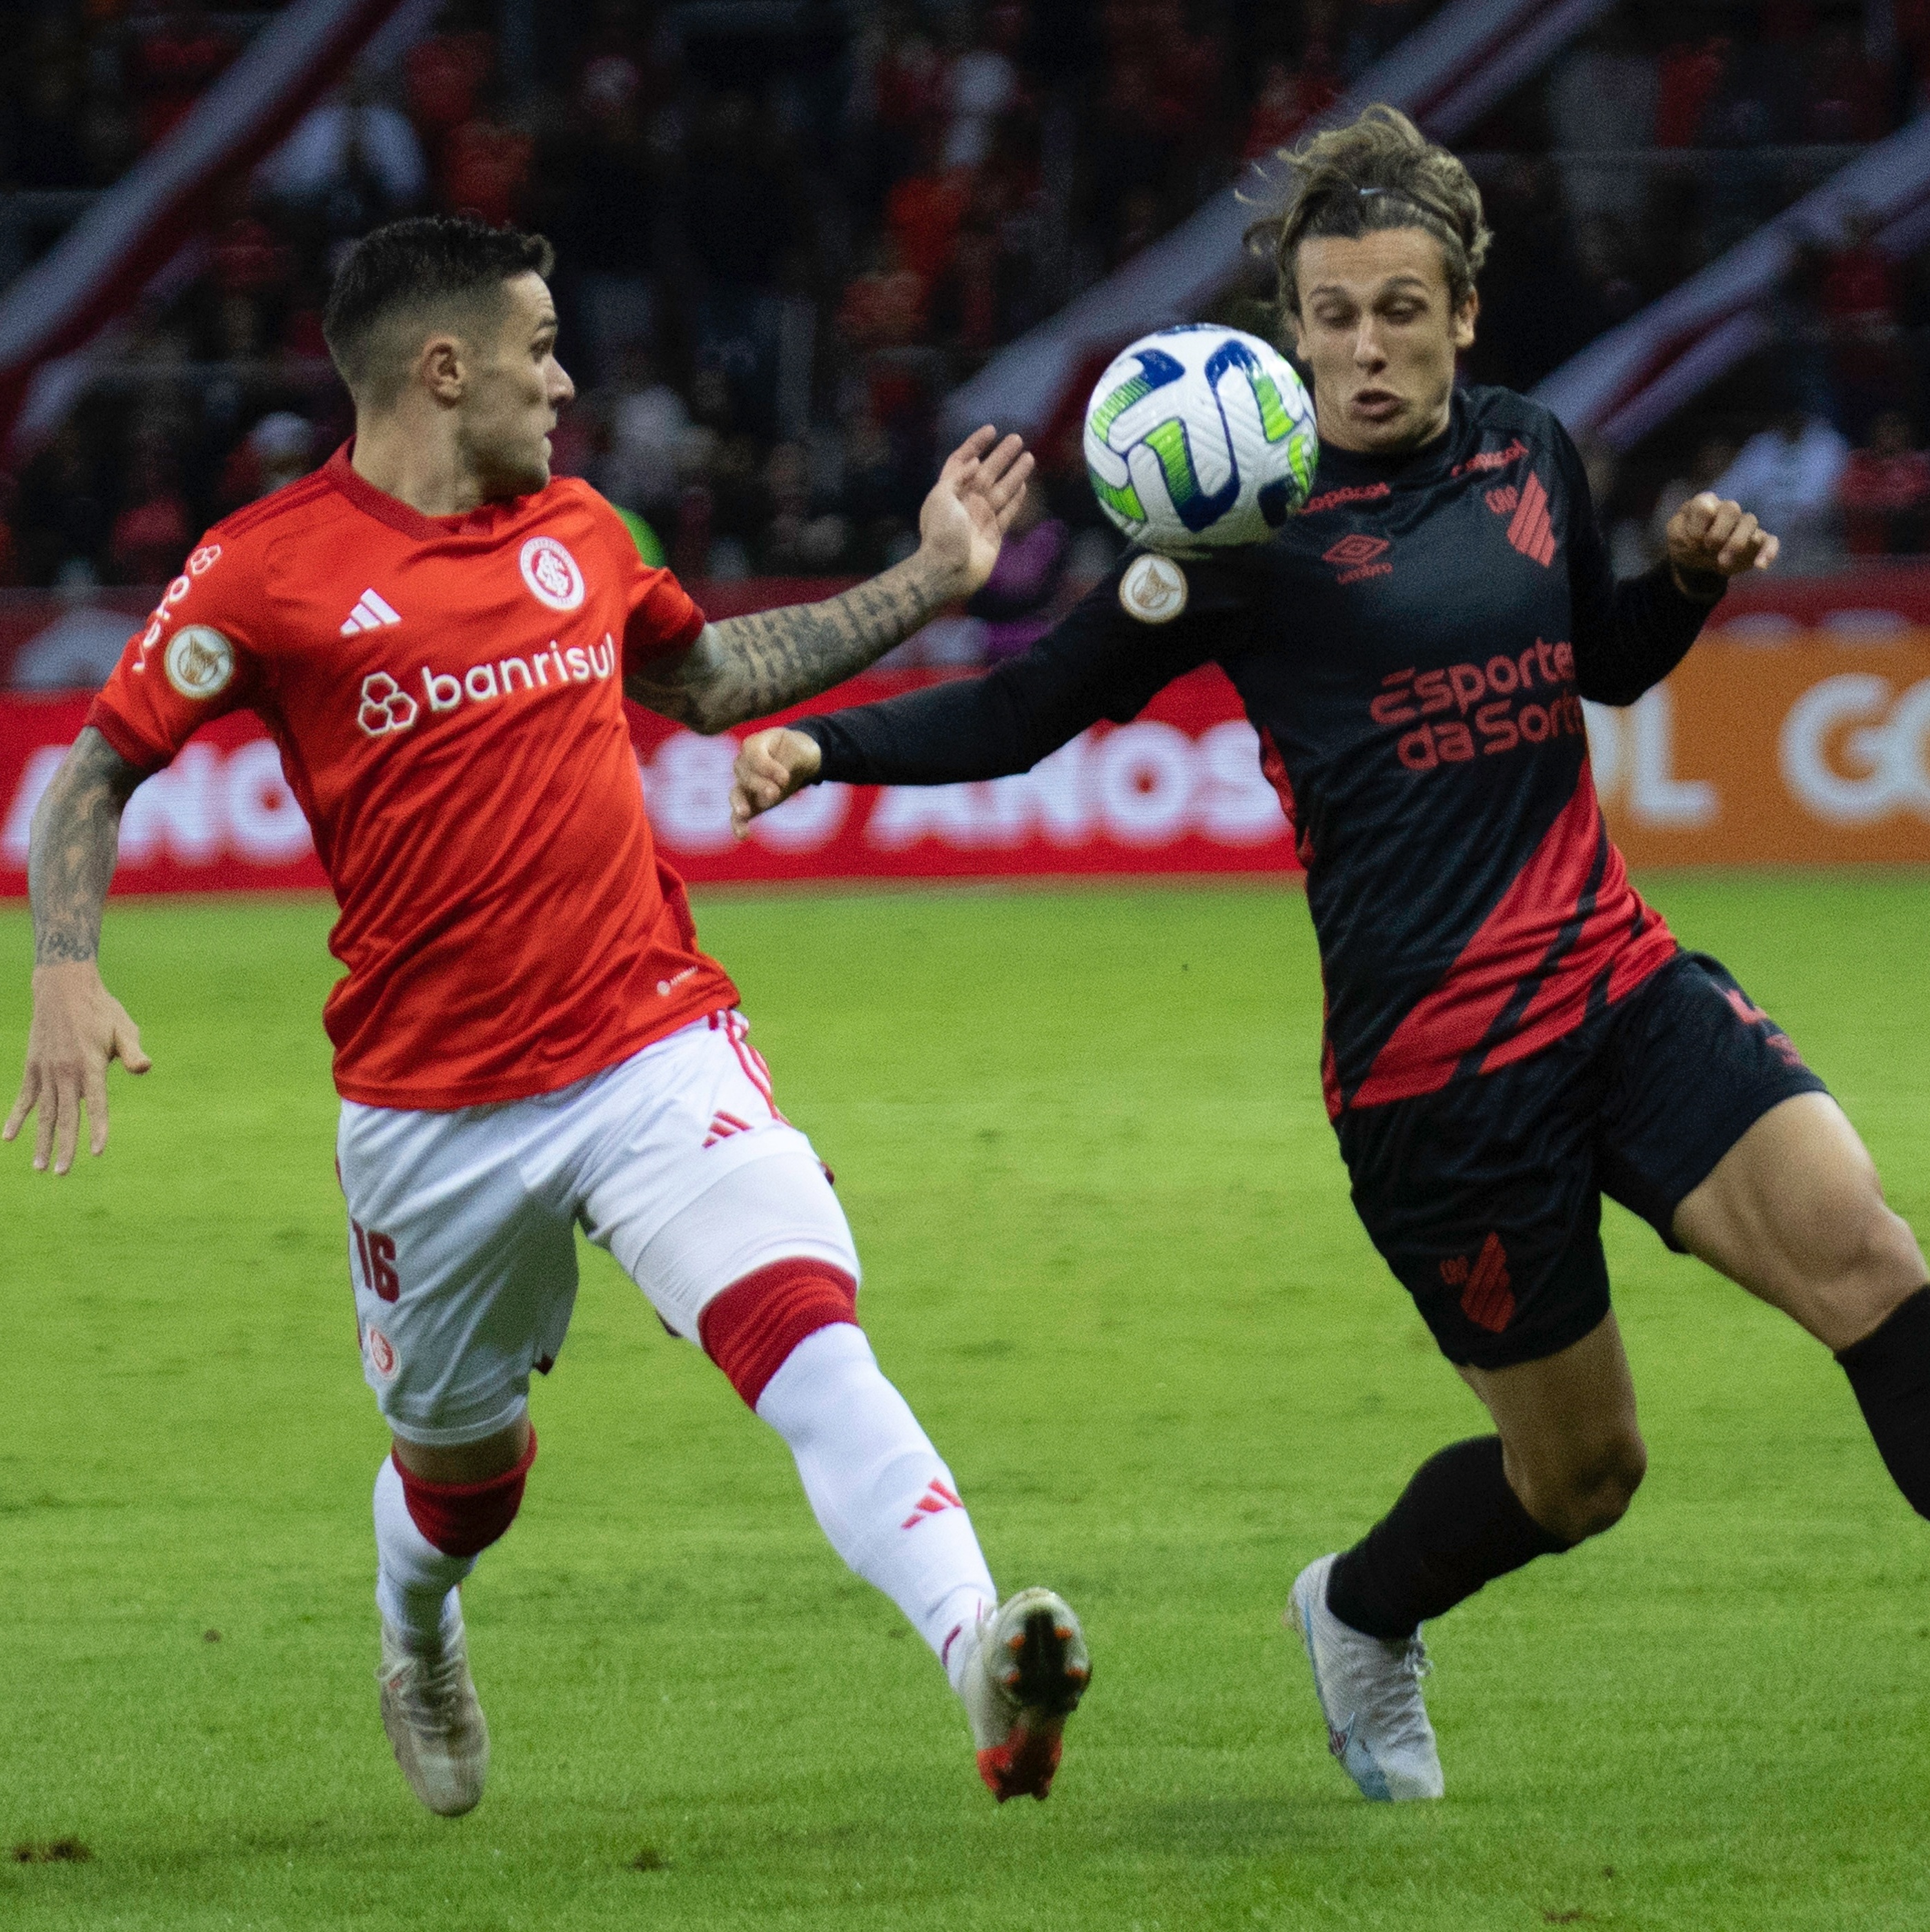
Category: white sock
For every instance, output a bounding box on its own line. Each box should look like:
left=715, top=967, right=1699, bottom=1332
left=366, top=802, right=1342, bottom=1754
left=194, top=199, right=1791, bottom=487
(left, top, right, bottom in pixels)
left=373, top=1456, right=474, bottom=1653
left=755, top=1323, right=996, bottom=1692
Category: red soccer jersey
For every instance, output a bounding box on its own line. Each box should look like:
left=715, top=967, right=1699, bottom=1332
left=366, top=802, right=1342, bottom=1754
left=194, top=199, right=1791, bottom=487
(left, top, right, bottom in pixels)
left=88, top=446, right=738, bottom=1110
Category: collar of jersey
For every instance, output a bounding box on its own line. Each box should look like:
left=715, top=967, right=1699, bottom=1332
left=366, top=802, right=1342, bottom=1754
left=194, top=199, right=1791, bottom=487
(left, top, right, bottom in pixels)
left=326, top=442, right=542, bottom=541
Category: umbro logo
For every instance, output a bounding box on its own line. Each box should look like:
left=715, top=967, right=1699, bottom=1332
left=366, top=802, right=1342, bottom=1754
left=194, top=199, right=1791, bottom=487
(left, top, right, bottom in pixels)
left=702, top=1110, right=754, bottom=1149
left=1323, top=533, right=1392, bottom=584
left=340, top=588, right=402, bottom=636
left=1441, top=1232, right=1515, bottom=1333
left=900, top=1479, right=963, bottom=1529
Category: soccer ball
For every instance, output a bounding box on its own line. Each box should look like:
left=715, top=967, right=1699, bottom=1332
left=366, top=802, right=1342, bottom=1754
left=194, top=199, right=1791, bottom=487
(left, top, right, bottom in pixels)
left=1083, top=326, right=1318, bottom=553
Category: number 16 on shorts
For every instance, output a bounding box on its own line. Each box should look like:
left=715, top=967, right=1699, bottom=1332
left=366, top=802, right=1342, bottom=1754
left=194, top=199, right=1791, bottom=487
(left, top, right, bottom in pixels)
left=351, top=1219, right=401, bottom=1302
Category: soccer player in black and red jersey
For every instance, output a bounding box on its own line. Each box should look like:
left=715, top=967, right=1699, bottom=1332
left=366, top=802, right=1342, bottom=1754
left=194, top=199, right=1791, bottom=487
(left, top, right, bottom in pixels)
left=728, top=107, right=1930, bottom=1802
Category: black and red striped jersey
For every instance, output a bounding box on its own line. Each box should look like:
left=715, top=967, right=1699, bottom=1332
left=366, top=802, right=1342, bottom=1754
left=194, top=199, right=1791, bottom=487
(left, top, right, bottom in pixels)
left=799, top=386, right=1718, bottom=1118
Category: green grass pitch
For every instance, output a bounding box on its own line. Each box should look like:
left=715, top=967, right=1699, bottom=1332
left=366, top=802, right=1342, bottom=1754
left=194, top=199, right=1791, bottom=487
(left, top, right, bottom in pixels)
left=5, top=874, right=1930, bottom=1931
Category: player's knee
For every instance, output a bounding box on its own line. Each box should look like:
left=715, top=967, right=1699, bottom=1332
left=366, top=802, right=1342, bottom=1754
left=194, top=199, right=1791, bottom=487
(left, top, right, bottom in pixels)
left=1840, top=1194, right=1925, bottom=1302
left=1523, top=1431, right=1646, bottom=1544
left=1806, top=1183, right=1927, bottom=1343
left=699, top=1258, right=860, bottom=1410
left=394, top=1427, right=538, bottom=1558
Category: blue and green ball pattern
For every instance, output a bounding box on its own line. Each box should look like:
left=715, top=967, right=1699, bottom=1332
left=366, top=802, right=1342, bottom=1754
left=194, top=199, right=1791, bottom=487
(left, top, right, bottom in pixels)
left=1083, top=326, right=1318, bottom=552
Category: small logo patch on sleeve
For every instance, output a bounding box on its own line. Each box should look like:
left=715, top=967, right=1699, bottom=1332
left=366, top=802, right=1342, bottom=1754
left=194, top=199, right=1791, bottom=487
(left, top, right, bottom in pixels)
left=1119, top=553, right=1188, bottom=624
left=163, top=626, right=235, bottom=700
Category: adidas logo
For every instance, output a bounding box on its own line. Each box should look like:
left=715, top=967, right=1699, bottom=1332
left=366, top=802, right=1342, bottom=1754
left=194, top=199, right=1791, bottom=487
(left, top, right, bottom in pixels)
left=340, top=589, right=402, bottom=636
left=702, top=1110, right=754, bottom=1149
left=900, top=1479, right=963, bottom=1530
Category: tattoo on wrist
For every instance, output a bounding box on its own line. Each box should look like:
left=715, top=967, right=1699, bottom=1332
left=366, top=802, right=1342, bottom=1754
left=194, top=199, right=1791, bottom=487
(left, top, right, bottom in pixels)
left=629, top=554, right=949, bottom=732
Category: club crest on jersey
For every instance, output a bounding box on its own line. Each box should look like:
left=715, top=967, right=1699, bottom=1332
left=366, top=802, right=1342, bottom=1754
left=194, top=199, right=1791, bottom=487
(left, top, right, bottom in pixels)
left=520, top=535, right=585, bottom=612
left=1491, top=471, right=1557, bottom=566
left=164, top=625, right=235, bottom=700
left=1119, top=553, right=1188, bottom=624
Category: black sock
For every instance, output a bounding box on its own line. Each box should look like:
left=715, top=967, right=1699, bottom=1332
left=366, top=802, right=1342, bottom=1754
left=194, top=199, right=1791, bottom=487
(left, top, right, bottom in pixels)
left=1323, top=1435, right=1573, bottom=1641
left=1835, top=1285, right=1930, bottom=1519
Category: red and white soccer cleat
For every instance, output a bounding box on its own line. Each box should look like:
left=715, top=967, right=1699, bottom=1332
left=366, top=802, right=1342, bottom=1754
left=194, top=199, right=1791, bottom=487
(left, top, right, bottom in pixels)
left=958, top=1588, right=1091, bottom=1802
left=377, top=1616, right=490, bottom=1816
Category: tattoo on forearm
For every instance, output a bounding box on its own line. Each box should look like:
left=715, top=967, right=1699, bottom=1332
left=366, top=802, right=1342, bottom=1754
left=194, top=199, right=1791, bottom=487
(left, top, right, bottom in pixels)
left=29, top=727, right=141, bottom=967
left=627, top=555, right=949, bottom=732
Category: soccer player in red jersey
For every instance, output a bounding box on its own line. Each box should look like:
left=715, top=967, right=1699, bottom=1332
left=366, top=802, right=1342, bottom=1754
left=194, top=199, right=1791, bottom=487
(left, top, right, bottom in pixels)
left=732, top=110, right=1930, bottom=1802
left=6, top=217, right=1088, bottom=1815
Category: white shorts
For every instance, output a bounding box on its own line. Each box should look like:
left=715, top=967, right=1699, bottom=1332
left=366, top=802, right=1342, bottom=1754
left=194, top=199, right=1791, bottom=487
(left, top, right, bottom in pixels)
left=336, top=1010, right=860, bottom=1446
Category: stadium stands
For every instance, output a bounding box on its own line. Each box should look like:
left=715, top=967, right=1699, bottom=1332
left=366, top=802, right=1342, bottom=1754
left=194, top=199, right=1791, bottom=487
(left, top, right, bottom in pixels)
left=2, top=0, right=1929, bottom=633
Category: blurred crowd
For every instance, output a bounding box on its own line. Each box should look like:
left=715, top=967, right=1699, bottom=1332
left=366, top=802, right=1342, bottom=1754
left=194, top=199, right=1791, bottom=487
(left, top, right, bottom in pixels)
left=3, top=0, right=1930, bottom=635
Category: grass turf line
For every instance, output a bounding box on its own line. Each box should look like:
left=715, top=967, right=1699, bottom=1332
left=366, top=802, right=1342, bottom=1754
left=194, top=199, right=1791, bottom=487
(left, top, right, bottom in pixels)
left=2, top=876, right=1928, bottom=1931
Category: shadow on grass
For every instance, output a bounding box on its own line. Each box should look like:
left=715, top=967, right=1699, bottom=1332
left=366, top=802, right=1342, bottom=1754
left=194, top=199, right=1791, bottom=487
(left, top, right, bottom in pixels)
left=1124, top=1795, right=1310, bottom=1857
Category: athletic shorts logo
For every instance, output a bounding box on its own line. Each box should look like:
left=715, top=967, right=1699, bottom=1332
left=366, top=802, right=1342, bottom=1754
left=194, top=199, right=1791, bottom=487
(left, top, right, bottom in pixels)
left=1722, top=985, right=1807, bottom=1071
left=357, top=671, right=420, bottom=738
left=1440, top=1232, right=1514, bottom=1333
left=1323, top=533, right=1392, bottom=584
left=164, top=625, right=235, bottom=700
left=1119, top=553, right=1188, bottom=624
left=366, top=1326, right=397, bottom=1377
left=520, top=535, right=586, bottom=612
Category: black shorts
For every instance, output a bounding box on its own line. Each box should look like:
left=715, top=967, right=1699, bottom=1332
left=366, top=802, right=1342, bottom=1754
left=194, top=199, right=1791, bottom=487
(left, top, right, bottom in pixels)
left=1338, top=951, right=1829, bottom=1371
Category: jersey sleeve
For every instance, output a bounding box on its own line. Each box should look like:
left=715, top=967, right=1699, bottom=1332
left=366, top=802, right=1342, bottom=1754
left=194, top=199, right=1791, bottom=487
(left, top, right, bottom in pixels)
left=1553, top=418, right=1721, bottom=709
left=597, top=494, right=705, bottom=672
left=86, top=540, right=268, bottom=773
left=796, top=554, right=1232, bottom=787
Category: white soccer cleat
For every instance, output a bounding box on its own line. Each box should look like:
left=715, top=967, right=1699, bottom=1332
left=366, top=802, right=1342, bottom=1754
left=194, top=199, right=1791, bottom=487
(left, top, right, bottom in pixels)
left=377, top=1616, right=490, bottom=1816
left=1286, top=1553, right=1444, bottom=1802
left=958, top=1588, right=1092, bottom=1802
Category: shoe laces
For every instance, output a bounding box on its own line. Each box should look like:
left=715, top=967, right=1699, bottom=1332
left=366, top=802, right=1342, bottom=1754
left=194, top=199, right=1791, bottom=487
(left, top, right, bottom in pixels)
left=1357, top=1633, right=1433, bottom=1757
left=395, top=1643, right=469, bottom=1731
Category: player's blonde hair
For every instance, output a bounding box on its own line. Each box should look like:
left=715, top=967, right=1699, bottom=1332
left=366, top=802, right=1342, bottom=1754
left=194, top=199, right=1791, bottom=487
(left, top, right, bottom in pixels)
left=1248, top=105, right=1492, bottom=322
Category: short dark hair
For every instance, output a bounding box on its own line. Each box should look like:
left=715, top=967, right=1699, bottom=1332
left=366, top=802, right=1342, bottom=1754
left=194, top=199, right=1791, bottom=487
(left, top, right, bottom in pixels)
left=1248, top=105, right=1492, bottom=324
left=322, top=215, right=556, bottom=405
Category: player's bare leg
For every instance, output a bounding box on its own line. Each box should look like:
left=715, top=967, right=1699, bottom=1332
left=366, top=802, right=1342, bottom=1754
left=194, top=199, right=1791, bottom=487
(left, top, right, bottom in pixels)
left=1673, top=1092, right=1930, bottom=1513
left=371, top=1417, right=534, bottom=1817
left=1457, top=1314, right=1646, bottom=1544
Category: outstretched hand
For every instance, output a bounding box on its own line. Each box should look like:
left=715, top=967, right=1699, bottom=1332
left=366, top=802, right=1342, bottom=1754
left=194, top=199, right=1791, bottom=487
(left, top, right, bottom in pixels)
left=916, top=425, right=1034, bottom=600
left=4, top=962, right=151, bottom=1175
left=731, top=727, right=824, bottom=839
left=1666, top=492, right=1778, bottom=600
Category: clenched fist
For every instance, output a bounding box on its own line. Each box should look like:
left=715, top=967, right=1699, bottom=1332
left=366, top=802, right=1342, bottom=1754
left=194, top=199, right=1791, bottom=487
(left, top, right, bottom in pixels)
left=730, top=728, right=824, bottom=840
left=1666, top=492, right=1778, bottom=600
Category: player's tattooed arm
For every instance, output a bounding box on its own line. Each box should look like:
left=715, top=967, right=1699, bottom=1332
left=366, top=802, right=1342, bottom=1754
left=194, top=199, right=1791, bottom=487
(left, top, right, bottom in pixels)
left=6, top=727, right=152, bottom=1174
left=627, top=426, right=1034, bottom=733
left=28, top=727, right=143, bottom=965
left=633, top=558, right=956, bottom=732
